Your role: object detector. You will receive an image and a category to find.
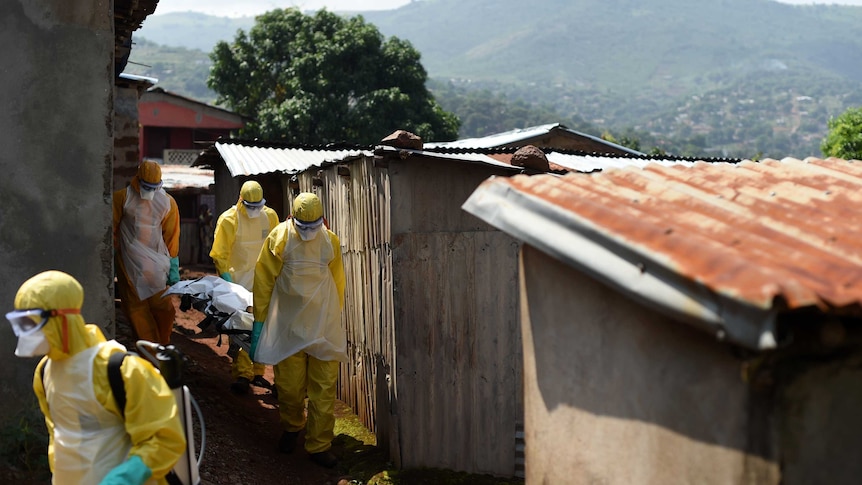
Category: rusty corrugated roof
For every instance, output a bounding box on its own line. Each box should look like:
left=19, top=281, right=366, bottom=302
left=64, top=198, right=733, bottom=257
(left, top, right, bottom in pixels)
left=463, top=157, right=862, bottom=350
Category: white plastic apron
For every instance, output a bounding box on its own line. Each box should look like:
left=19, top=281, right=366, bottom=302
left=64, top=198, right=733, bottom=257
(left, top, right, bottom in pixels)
left=120, top=186, right=171, bottom=300
left=44, top=341, right=155, bottom=484
left=256, top=224, right=346, bottom=365
left=230, top=210, right=272, bottom=291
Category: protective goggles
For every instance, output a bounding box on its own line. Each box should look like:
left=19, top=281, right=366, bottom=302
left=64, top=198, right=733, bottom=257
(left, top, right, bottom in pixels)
left=5, top=309, right=52, bottom=336
left=140, top=180, right=163, bottom=191
left=293, top=217, right=324, bottom=230
left=242, top=199, right=266, bottom=209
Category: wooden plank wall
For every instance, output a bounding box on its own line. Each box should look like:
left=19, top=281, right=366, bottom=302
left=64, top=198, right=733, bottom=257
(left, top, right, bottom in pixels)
left=294, top=158, right=395, bottom=442
left=178, top=219, right=198, bottom=265
left=393, top=231, right=521, bottom=475
left=385, top=157, right=524, bottom=477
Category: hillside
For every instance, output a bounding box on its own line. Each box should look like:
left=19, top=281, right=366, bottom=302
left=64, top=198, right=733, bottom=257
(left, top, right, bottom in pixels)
left=129, top=0, right=862, bottom=158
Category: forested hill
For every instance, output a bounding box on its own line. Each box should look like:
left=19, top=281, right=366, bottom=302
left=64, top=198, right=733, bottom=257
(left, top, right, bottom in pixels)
left=363, top=0, right=862, bottom=92
left=131, top=0, right=862, bottom=158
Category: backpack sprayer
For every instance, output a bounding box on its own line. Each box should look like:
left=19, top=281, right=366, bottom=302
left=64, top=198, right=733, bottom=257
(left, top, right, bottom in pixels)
left=135, top=341, right=205, bottom=485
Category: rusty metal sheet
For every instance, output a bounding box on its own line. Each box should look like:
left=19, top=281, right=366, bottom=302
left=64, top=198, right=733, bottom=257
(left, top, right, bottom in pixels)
left=474, top=158, right=862, bottom=313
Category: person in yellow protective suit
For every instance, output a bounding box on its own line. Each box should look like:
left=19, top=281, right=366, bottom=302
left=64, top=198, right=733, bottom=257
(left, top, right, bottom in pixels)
left=251, top=192, right=346, bottom=468
left=112, top=161, right=180, bottom=346
left=209, top=180, right=279, bottom=394
left=5, top=270, right=186, bottom=485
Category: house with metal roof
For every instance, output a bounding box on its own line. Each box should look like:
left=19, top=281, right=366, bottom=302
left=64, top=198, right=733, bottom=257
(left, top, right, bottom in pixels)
left=462, top=157, right=862, bottom=484
left=192, top=133, right=730, bottom=478
left=139, top=87, right=249, bottom=166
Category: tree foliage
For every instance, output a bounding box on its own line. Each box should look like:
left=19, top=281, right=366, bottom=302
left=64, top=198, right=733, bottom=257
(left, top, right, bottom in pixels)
left=821, top=106, right=862, bottom=160
left=207, top=8, right=459, bottom=144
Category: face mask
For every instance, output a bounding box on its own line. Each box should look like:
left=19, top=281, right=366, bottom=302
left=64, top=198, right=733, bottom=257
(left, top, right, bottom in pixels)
left=296, top=225, right=320, bottom=241
left=16, top=328, right=50, bottom=357
left=246, top=207, right=262, bottom=219
left=140, top=188, right=156, bottom=200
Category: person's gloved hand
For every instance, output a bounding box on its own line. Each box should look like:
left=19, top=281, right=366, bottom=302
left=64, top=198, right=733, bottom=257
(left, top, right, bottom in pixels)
left=220, top=272, right=233, bottom=283
left=99, top=455, right=151, bottom=485
left=167, top=257, right=180, bottom=285
left=250, top=321, right=263, bottom=360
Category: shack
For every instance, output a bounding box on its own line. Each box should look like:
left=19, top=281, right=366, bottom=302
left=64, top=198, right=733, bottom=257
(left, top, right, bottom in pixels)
left=194, top=135, right=710, bottom=477
left=463, top=158, right=862, bottom=484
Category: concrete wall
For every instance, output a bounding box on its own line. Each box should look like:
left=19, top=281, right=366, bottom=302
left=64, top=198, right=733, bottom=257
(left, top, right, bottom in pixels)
left=0, top=0, right=114, bottom=419
left=520, top=245, right=779, bottom=484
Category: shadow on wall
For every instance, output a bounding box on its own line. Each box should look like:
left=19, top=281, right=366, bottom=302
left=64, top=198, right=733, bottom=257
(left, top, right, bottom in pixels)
left=526, top=247, right=773, bottom=459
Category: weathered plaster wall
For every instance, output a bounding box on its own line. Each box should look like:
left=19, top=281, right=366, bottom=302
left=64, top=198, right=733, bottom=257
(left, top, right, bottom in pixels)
left=0, top=0, right=114, bottom=419
left=520, top=245, right=779, bottom=484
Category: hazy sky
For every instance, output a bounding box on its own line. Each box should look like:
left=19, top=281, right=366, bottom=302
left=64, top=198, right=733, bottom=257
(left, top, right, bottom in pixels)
left=153, top=0, right=411, bottom=17
left=152, top=0, right=862, bottom=18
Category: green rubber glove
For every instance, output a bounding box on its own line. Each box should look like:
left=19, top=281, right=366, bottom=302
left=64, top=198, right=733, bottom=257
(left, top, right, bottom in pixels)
left=250, top=320, right=263, bottom=360
left=220, top=272, right=233, bottom=283
left=99, top=455, right=152, bottom=485
left=167, top=257, right=180, bottom=285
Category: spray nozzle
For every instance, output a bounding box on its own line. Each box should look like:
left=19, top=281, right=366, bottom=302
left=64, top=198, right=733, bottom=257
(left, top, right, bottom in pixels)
left=135, top=340, right=186, bottom=389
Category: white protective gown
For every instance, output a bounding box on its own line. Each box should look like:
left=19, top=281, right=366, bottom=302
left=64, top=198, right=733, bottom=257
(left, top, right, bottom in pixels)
left=119, top=186, right=171, bottom=300
left=255, top=223, right=346, bottom=365
left=230, top=211, right=273, bottom=291
left=45, top=341, right=156, bottom=485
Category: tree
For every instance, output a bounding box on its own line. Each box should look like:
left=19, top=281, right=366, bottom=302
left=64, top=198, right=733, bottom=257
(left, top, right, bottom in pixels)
left=821, top=107, right=862, bottom=160
left=207, top=8, right=459, bottom=144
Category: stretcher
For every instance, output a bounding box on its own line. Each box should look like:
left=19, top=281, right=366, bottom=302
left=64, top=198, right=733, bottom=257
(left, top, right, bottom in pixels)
left=166, top=275, right=254, bottom=353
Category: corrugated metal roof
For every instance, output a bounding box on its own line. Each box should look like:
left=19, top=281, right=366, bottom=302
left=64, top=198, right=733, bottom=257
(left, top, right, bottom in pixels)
left=195, top=138, right=730, bottom=177
left=211, top=141, right=373, bottom=176
left=463, top=157, right=862, bottom=350
left=427, top=122, right=643, bottom=155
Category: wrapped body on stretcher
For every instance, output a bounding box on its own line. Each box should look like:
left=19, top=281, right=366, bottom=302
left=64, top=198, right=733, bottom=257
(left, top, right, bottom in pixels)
left=166, top=276, right=254, bottom=353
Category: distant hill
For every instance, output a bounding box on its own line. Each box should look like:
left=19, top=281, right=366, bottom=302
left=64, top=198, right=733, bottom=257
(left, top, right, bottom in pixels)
left=129, top=0, right=862, bottom=158
left=137, top=12, right=255, bottom=52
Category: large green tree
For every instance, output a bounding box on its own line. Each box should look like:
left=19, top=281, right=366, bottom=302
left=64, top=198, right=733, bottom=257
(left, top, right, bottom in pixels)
left=821, top=107, right=862, bottom=160
left=207, top=8, right=459, bottom=144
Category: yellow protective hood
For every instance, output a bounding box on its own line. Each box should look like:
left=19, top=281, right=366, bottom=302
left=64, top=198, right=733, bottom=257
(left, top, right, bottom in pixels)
left=293, top=192, right=323, bottom=223
left=239, top=180, right=264, bottom=204
left=137, top=160, right=162, bottom=185
left=14, top=271, right=104, bottom=360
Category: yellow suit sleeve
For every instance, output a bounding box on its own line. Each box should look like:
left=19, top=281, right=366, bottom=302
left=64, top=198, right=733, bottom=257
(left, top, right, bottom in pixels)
left=96, top=348, right=186, bottom=480
left=209, top=208, right=238, bottom=276
left=32, top=358, right=55, bottom=473
left=253, top=222, right=288, bottom=322
left=162, top=195, right=181, bottom=258
left=328, top=232, right=346, bottom=307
